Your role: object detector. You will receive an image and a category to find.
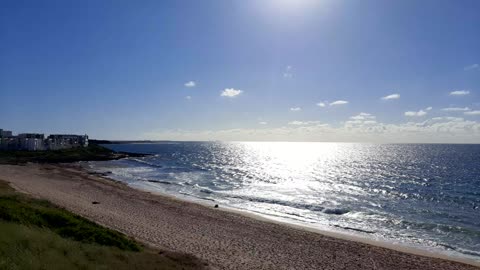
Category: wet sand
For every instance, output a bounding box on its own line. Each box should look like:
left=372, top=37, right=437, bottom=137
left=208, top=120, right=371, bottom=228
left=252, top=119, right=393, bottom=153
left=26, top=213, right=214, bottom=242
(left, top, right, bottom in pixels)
left=0, top=163, right=478, bottom=270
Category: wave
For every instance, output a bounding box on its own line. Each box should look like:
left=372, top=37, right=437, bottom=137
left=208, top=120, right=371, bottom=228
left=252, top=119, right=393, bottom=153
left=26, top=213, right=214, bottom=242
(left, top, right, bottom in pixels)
left=333, top=225, right=376, bottom=234
left=128, top=158, right=163, bottom=168
left=323, top=208, right=350, bottom=215
left=199, top=188, right=214, bottom=194
left=179, top=191, right=216, bottom=202
left=223, top=194, right=350, bottom=215
left=455, top=248, right=480, bottom=257
left=128, top=158, right=207, bottom=174
left=146, top=179, right=178, bottom=185
left=397, top=219, right=480, bottom=237
left=437, top=243, right=480, bottom=257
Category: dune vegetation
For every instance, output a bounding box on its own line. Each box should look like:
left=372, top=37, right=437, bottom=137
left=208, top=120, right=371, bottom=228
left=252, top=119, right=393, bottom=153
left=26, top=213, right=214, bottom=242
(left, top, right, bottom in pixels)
left=0, top=180, right=206, bottom=270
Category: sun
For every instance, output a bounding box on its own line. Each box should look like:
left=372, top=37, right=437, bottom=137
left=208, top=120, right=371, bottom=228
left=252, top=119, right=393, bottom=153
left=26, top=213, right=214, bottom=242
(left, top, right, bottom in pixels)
left=257, top=0, right=321, bottom=19
left=274, top=0, right=317, bottom=9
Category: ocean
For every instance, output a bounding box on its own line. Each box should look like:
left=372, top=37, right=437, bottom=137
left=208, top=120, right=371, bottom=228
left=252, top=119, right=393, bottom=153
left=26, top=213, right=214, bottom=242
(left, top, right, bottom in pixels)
left=86, top=142, right=480, bottom=261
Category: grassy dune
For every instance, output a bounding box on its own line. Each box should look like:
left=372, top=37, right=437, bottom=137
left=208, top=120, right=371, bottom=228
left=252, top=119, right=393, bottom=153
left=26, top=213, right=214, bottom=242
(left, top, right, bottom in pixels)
left=0, top=180, right=206, bottom=270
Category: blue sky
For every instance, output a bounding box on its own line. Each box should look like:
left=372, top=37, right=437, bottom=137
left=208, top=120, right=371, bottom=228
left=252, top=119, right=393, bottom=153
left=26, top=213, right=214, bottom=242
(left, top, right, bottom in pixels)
left=1, top=0, right=479, bottom=142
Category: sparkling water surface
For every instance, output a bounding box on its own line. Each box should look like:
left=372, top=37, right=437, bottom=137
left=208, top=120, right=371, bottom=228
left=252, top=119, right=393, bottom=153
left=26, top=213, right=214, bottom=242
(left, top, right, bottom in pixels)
left=87, top=142, right=480, bottom=261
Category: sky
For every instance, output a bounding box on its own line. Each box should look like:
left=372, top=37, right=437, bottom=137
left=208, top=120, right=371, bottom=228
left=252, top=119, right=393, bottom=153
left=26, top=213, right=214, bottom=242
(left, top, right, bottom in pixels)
left=1, top=0, right=479, bottom=143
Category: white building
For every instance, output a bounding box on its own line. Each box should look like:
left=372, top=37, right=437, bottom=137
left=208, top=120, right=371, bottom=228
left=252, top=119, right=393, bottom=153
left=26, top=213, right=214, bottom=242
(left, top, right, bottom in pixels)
left=18, top=133, right=45, bottom=151
left=0, top=129, right=89, bottom=151
left=20, top=138, right=44, bottom=151
left=0, top=129, right=14, bottom=150
left=0, top=129, right=13, bottom=137
left=47, top=134, right=89, bottom=150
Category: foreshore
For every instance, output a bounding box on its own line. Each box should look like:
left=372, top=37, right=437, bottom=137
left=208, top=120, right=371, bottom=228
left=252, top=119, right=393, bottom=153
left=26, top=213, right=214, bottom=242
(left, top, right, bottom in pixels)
left=0, top=163, right=478, bottom=270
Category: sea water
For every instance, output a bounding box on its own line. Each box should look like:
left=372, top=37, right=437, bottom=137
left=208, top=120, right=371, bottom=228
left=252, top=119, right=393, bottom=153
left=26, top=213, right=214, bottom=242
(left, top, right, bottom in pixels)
left=86, top=142, right=480, bottom=261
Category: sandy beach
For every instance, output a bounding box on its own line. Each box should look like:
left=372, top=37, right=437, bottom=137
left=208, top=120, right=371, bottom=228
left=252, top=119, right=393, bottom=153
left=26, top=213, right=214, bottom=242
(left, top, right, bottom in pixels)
left=0, top=163, right=478, bottom=270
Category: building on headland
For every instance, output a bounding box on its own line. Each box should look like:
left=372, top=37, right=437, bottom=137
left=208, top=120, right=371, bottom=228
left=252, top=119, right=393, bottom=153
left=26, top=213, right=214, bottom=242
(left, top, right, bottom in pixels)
left=0, top=129, right=17, bottom=150
left=47, top=134, right=89, bottom=150
left=18, top=133, right=46, bottom=151
left=0, top=128, right=89, bottom=151
left=0, top=129, right=13, bottom=138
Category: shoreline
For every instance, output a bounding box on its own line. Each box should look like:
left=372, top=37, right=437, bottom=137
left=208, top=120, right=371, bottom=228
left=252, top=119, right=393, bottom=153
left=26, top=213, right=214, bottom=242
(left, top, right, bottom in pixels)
left=219, top=205, right=480, bottom=267
left=0, top=162, right=478, bottom=270
left=85, top=160, right=480, bottom=267
left=133, top=183, right=480, bottom=268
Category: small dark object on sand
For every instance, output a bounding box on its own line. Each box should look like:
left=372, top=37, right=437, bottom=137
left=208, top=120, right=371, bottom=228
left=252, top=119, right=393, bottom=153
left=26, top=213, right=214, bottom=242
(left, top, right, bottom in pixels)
left=92, top=201, right=100, bottom=204
left=214, top=204, right=219, bottom=208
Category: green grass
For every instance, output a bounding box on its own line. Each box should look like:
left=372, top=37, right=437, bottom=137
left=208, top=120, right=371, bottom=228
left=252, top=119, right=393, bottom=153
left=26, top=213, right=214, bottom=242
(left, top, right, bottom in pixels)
left=0, top=180, right=206, bottom=270
left=0, top=221, right=204, bottom=270
left=0, top=192, right=140, bottom=251
left=0, top=144, right=120, bottom=165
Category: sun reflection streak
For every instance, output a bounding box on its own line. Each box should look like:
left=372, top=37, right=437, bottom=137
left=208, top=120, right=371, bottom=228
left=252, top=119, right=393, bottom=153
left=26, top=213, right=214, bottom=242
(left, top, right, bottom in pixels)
left=240, top=142, right=346, bottom=191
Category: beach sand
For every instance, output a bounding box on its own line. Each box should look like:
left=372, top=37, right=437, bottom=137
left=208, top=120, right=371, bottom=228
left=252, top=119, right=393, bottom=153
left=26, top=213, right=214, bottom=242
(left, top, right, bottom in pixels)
left=0, top=163, right=478, bottom=270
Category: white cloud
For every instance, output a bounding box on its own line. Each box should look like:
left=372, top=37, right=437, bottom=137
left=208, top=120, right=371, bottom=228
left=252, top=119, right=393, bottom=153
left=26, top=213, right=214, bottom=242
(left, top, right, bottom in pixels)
left=315, top=100, right=350, bottom=107
left=381, top=93, right=400, bottom=100
left=405, top=106, right=432, bottom=117
left=283, top=65, right=293, bottom=78
left=185, top=96, right=192, bottom=100
left=259, top=122, right=268, bottom=125
left=464, top=64, right=479, bottom=71
left=288, top=121, right=324, bottom=126
left=221, top=88, right=243, bottom=98
left=405, top=110, right=427, bottom=117
left=465, top=110, right=480, bottom=116
left=441, top=107, right=470, bottom=112
left=290, top=107, right=301, bottom=111
left=346, top=113, right=377, bottom=128
left=329, top=100, right=349, bottom=106
left=184, top=81, right=196, bottom=87
left=432, top=117, right=464, bottom=122
left=350, top=112, right=376, bottom=120
left=450, top=90, right=470, bottom=96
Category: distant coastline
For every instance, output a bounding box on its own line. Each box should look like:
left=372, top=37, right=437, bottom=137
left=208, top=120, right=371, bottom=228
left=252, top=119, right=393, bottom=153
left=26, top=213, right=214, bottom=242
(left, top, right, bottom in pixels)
left=90, top=139, right=480, bottom=145
left=89, top=139, right=174, bottom=145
